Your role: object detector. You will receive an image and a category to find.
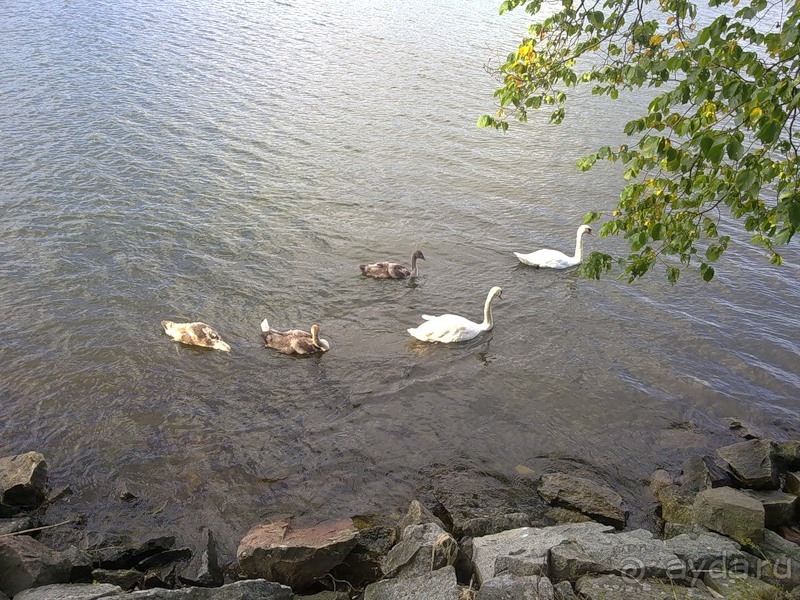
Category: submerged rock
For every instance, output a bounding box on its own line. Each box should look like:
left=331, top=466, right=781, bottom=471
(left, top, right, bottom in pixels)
left=538, top=473, right=627, bottom=529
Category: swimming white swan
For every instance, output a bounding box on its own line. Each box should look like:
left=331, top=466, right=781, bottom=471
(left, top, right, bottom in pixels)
left=514, top=224, right=593, bottom=269
left=260, top=318, right=330, bottom=355
left=360, top=250, right=426, bottom=279
left=407, top=286, right=503, bottom=343
left=161, top=321, right=231, bottom=352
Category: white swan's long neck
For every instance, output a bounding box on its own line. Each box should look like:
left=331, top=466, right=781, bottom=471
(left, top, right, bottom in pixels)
left=410, top=254, right=419, bottom=277
left=574, top=230, right=585, bottom=261
left=482, top=292, right=496, bottom=330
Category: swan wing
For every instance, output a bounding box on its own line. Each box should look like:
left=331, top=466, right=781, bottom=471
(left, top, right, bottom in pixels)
left=515, top=248, right=575, bottom=269
left=408, top=314, right=480, bottom=343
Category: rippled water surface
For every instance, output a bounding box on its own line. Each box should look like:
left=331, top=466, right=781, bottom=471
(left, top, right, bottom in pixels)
left=2, top=0, right=799, bottom=559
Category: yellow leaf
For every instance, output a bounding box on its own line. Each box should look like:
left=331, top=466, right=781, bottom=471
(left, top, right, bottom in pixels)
left=650, top=34, right=665, bottom=46
left=750, top=107, right=763, bottom=121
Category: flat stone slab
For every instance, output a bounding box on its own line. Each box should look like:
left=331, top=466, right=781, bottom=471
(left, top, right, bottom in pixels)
left=363, top=565, right=460, bottom=600
left=575, top=574, right=713, bottom=599
left=538, top=473, right=627, bottom=528
left=0, top=452, right=48, bottom=509
left=703, top=570, right=783, bottom=598
left=14, top=584, right=123, bottom=600
left=664, top=530, right=754, bottom=576
left=549, top=529, right=686, bottom=582
left=382, top=522, right=457, bottom=579
left=128, top=580, right=293, bottom=599
left=477, top=574, right=554, bottom=599
left=471, top=522, right=614, bottom=585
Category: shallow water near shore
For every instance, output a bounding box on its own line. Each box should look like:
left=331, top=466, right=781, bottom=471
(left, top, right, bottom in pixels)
left=2, top=0, right=799, bottom=559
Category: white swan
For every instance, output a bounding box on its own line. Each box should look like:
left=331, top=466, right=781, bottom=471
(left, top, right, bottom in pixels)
left=514, top=224, right=593, bottom=269
left=260, top=318, right=330, bottom=355
left=407, top=286, right=503, bottom=343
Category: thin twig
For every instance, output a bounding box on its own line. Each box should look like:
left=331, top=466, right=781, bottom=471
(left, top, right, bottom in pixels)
left=0, top=518, right=76, bottom=537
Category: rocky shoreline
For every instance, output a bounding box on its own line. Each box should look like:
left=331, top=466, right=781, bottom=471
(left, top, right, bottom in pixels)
left=2, top=418, right=800, bottom=599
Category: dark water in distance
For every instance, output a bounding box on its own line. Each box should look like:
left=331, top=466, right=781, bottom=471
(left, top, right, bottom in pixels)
left=2, top=0, right=799, bottom=558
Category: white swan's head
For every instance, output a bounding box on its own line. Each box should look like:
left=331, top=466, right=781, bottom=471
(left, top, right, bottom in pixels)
left=413, top=250, right=426, bottom=261
left=489, top=286, right=503, bottom=301
left=578, top=224, right=593, bottom=236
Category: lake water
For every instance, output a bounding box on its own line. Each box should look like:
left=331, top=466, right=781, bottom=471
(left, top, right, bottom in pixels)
left=2, top=0, right=799, bottom=561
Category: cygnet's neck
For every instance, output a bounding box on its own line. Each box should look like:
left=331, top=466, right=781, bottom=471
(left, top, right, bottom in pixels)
left=410, top=253, right=419, bottom=278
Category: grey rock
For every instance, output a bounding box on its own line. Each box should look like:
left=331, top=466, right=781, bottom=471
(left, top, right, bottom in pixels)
left=538, top=473, right=627, bottom=529
left=0, top=535, right=72, bottom=597
left=137, top=548, right=192, bottom=570
left=363, top=565, right=460, bottom=600
left=0, top=516, right=37, bottom=535
left=461, top=513, right=532, bottom=538
left=649, top=469, right=673, bottom=497
left=657, top=485, right=697, bottom=526
left=678, top=456, right=732, bottom=492
left=178, top=529, right=223, bottom=588
left=477, top=574, right=554, bottom=599
left=743, top=490, right=798, bottom=528
left=90, top=535, right=176, bottom=570
left=14, top=583, right=123, bottom=599
left=237, top=518, right=358, bottom=592
left=750, top=529, right=800, bottom=590
left=663, top=523, right=710, bottom=539
left=664, top=530, right=755, bottom=576
left=295, top=592, right=350, bottom=600
left=92, top=568, right=144, bottom=590
left=716, top=439, right=779, bottom=490
left=549, top=529, right=686, bottom=583
left=786, top=472, right=800, bottom=495
left=544, top=508, right=592, bottom=525
left=330, top=524, right=394, bottom=587
left=0, top=591, right=8, bottom=600
left=395, top=500, right=447, bottom=539
left=703, top=570, right=783, bottom=598
left=774, top=441, right=800, bottom=470
left=692, top=487, right=765, bottom=545
left=552, top=581, right=577, bottom=600
left=0, top=452, right=48, bottom=510
left=382, top=522, right=457, bottom=579
left=471, top=522, right=614, bottom=586
left=575, top=574, right=713, bottom=599
left=129, top=579, right=293, bottom=599
left=61, top=545, right=94, bottom=582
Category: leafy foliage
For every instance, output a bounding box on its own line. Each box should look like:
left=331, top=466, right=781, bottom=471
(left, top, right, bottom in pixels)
left=481, top=0, right=800, bottom=282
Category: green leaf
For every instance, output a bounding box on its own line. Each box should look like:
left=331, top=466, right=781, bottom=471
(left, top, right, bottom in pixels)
left=726, top=138, right=744, bottom=160
left=584, top=211, right=602, bottom=223
left=477, top=115, right=493, bottom=128
left=700, top=263, right=715, bottom=282
left=757, top=121, right=780, bottom=144
left=667, top=266, right=680, bottom=284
